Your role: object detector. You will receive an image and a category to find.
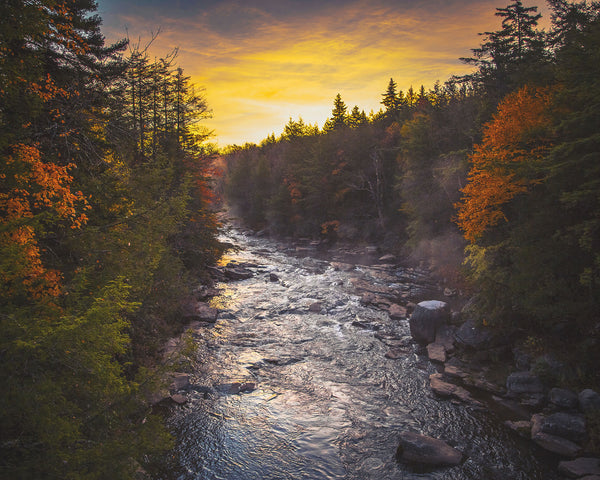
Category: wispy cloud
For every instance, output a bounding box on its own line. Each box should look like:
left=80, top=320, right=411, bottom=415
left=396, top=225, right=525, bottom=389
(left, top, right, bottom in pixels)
left=97, top=0, right=549, bottom=145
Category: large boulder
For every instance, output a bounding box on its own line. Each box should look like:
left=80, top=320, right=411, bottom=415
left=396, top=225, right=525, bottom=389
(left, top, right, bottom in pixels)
left=409, top=301, right=450, bottom=344
left=539, top=412, right=587, bottom=443
left=531, top=414, right=582, bottom=457
left=396, top=432, right=463, bottom=467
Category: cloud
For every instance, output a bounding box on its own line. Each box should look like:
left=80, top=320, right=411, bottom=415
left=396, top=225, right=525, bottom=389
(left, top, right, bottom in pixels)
left=97, top=0, right=549, bottom=145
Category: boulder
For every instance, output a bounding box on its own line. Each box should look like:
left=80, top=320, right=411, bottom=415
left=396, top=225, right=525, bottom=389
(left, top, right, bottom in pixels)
left=170, top=394, right=187, bottom=405
left=409, top=301, right=450, bottom=344
left=430, top=373, right=482, bottom=406
left=531, top=414, right=582, bottom=457
left=170, top=373, right=191, bottom=391
left=454, top=318, right=494, bottom=349
left=434, top=325, right=456, bottom=353
left=269, top=273, right=279, bottom=282
left=539, top=412, right=587, bottom=443
left=550, top=388, right=579, bottom=410
left=396, top=432, right=463, bottom=467
left=506, top=371, right=544, bottom=396
left=427, top=343, right=447, bottom=363
left=580, top=389, right=600, bottom=413
left=558, top=458, right=600, bottom=478
left=388, top=303, right=407, bottom=320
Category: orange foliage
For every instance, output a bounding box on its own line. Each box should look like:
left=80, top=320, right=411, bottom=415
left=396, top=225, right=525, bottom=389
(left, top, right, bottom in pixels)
left=455, top=86, right=555, bottom=243
left=1, top=144, right=89, bottom=298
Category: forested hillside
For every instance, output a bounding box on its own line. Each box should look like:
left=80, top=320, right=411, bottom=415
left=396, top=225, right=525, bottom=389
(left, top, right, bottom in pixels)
left=222, top=0, right=600, bottom=382
left=0, top=1, right=223, bottom=478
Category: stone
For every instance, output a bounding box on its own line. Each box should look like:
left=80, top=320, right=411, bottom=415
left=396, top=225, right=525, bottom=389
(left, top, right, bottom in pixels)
left=187, top=302, right=218, bottom=323
left=409, top=300, right=450, bottom=344
left=558, top=458, right=600, bottom=478
left=269, top=272, right=279, bottom=282
left=444, top=364, right=468, bottom=380
left=531, top=414, right=581, bottom=457
left=170, top=373, right=191, bottom=391
left=506, top=371, right=544, bottom=396
left=430, top=373, right=482, bottom=406
left=170, top=394, right=187, bottom=405
left=434, top=325, right=455, bottom=353
left=504, top=420, right=531, bottom=437
left=454, top=318, right=494, bottom=349
left=308, top=302, right=323, bottom=313
left=427, top=343, right=447, bottom=363
left=378, top=254, right=396, bottom=263
left=550, top=388, right=579, bottom=410
left=223, top=266, right=254, bottom=280
left=385, top=348, right=406, bottom=359
left=443, top=287, right=457, bottom=297
left=396, top=432, right=463, bottom=467
left=580, top=389, right=600, bottom=413
left=388, top=303, right=407, bottom=320
left=539, top=412, right=587, bottom=443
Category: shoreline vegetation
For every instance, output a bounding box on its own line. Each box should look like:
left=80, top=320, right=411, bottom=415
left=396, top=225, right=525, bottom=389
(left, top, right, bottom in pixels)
left=1, top=0, right=599, bottom=478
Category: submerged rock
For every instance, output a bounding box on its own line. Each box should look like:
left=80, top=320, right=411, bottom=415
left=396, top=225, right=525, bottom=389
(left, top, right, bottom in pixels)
left=396, top=432, right=463, bottom=467
left=409, top=300, right=450, bottom=344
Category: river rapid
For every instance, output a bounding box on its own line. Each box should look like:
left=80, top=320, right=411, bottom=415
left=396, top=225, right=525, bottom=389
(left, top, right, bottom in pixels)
left=161, top=228, right=560, bottom=480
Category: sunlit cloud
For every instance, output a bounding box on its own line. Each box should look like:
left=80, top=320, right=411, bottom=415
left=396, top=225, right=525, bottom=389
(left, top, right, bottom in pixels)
left=97, top=0, right=550, bottom=146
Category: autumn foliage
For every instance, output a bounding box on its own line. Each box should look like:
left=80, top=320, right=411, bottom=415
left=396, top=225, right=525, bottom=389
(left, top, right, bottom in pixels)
left=455, top=85, right=555, bottom=242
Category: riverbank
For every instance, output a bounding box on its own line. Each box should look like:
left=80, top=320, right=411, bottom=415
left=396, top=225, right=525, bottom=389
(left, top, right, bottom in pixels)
left=153, top=226, right=572, bottom=478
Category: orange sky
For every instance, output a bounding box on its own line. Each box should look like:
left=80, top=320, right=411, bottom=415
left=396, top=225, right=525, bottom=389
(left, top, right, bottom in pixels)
left=97, top=0, right=550, bottom=146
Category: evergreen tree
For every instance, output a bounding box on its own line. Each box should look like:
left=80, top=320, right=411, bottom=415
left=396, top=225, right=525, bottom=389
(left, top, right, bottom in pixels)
left=323, top=93, right=348, bottom=131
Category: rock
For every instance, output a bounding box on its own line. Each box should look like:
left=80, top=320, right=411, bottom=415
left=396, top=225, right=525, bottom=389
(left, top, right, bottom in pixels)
left=427, top=343, right=447, bottom=363
left=464, top=376, right=506, bottom=395
left=504, top=420, right=531, bottom=437
left=434, top=325, right=455, bottom=353
left=580, top=389, right=600, bottom=413
left=454, top=318, right=494, bottom=349
left=506, top=371, right=544, bottom=396
left=385, top=348, right=406, bottom=359
left=308, top=302, right=323, bottom=313
left=539, top=412, right=587, bottom=443
left=396, top=432, right=463, bottom=466
left=331, top=262, right=354, bottom=272
left=429, top=373, right=482, bottom=406
left=219, top=382, right=257, bottom=394
left=388, top=303, right=407, bottom=320
left=531, top=414, right=582, bottom=457
left=193, top=302, right=219, bottom=323
left=532, top=432, right=581, bottom=457
left=378, top=254, right=396, bottom=263
left=170, top=373, right=191, bottom=391
left=409, top=300, right=450, bottom=344
left=269, top=273, right=279, bottom=282
left=558, top=458, right=600, bottom=478
left=223, top=266, right=254, bottom=280
left=550, top=388, right=579, bottom=410
left=443, top=287, right=457, bottom=297
left=444, top=364, right=468, bottom=380
left=170, top=394, right=187, bottom=405
left=366, top=246, right=379, bottom=254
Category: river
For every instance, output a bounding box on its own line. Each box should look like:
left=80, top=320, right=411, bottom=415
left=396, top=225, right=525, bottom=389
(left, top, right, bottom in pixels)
left=159, top=228, right=560, bottom=479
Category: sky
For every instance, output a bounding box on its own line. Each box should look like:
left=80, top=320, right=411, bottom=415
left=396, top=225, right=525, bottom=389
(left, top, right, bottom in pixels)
left=96, top=0, right=550, bottom=146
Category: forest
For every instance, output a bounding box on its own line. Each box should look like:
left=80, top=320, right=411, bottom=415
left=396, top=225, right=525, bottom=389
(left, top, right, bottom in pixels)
left=0, top=0, right=224, bottom=477
left=222, top=0, right=600, bottom=384
left=1, top=0, right=600, bottom=478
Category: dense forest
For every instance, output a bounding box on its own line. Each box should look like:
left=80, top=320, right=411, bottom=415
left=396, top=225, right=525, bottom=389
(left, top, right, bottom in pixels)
left=2, top=0, right=600, bottom=478
left=222, top=1, right=600, bottom=384
left=0, top=0, right=223, bottom=478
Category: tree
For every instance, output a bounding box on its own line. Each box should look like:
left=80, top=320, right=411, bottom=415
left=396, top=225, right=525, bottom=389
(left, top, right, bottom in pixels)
left=323, top=93, right=348, bottom=131
left=458, top=0, right=547, bottom=98
left=381, top=78, right=403, bottom=117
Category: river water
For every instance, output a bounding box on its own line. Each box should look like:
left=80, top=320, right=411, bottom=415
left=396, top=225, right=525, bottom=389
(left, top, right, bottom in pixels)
left=162, top=229, right=559, bottom=480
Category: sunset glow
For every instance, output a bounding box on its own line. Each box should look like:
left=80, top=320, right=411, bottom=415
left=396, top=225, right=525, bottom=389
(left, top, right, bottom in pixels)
left=97, top=0, right=549, bottom=146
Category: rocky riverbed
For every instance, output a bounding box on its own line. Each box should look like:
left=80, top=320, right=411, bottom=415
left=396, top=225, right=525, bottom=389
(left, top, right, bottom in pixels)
left=151, top=228, right=599, bottom=479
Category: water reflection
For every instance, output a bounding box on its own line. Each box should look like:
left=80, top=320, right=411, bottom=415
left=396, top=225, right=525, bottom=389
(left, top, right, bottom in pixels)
left=163, top=230, right=560, bottom=480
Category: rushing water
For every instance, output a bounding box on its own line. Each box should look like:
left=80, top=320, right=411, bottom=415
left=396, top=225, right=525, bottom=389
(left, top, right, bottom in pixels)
left=161, top=229, right=560, bottom=480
